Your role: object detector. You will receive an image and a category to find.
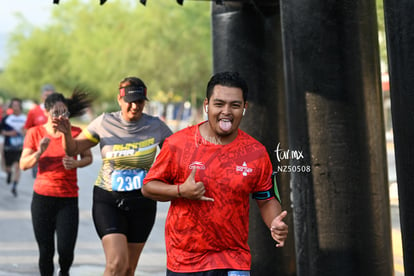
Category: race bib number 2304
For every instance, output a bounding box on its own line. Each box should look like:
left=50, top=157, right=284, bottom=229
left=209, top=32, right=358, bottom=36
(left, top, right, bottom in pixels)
left=111, top=169, right=147, bottom=192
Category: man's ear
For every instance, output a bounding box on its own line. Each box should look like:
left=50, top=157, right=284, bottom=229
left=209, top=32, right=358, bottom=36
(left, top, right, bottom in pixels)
left=243, top=102, right=249, bottom=116
left=204, top=98, right=209, bottom=113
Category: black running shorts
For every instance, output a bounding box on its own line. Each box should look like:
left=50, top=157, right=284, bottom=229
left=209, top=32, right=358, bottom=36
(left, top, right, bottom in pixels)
left=4, top=150, right=22, bottom=166
left=92, top=186, right=156, bottom=243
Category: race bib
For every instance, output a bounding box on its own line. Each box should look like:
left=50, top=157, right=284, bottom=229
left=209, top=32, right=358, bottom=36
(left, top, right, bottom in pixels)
left=111, top=169, right=147, bottom=192
left=228, top=271, right=250, bottom=276
left=10, top=135, right=24, bottom=148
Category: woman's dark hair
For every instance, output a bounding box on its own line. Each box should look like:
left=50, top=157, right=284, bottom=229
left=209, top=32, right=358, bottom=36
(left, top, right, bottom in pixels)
left=44, top=88, right=93, bottom=118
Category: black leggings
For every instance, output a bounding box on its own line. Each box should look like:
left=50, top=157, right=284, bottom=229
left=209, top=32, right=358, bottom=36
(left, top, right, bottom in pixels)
left=31, top=192, right=79, bottom=276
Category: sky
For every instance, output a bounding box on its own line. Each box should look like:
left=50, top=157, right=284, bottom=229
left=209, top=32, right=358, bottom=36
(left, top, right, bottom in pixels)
left=0, top=1, right=54, bottom=67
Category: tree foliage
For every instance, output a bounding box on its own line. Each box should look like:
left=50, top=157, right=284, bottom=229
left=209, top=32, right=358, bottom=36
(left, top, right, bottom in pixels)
left=376, top=0, right=388, bottom=72
left=0, top=0, right=389, bottom=108
left=0, top=0, right=212, bottom=110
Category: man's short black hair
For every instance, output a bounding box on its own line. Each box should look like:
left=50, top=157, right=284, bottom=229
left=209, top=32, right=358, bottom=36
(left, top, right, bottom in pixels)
left=206, top=71, right=248, bottom=103
left=9, top=98, right=22, bottom=109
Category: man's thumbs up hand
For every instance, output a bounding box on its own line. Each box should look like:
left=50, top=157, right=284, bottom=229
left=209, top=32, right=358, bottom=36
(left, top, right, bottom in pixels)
left=270, top=210, right=288, bottom=247
left=180, top=168, right=214, bottom=202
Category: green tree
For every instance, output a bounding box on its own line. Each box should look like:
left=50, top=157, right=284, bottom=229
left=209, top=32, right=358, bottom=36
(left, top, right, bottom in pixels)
left=0, top=0, right=212, bottom=109
left=1, top=1, right=388, bottom=105
left=376, top=0, right=387, bottom=72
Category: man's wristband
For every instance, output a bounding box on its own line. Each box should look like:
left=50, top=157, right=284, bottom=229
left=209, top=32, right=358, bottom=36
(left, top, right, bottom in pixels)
left=177, top=184, right=182, bottom=198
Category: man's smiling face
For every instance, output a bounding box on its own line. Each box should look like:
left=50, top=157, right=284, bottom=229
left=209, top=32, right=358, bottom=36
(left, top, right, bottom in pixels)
left=204, top=84, right=246, bottom=140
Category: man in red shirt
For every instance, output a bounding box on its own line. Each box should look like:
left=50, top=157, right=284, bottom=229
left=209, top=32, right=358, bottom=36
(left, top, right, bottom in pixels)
left=24, top=84, right=55, bottom=178
left=143, top=71, right=288, bottom=276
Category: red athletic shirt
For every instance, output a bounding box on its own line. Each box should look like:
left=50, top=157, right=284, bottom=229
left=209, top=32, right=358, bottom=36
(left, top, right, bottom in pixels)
left=24, top=105, right=47, bottom=129
left=144, top=122, right=273, bottom=273
left=23, top=125, right=82, bottom=197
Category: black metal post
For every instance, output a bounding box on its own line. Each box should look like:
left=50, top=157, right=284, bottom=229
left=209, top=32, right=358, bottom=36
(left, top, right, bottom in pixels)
left=280, top=1, right=393, bottom=275
left=211, top=2, right=296, bottom=275
left=383, top=1, right=414, bottom=275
